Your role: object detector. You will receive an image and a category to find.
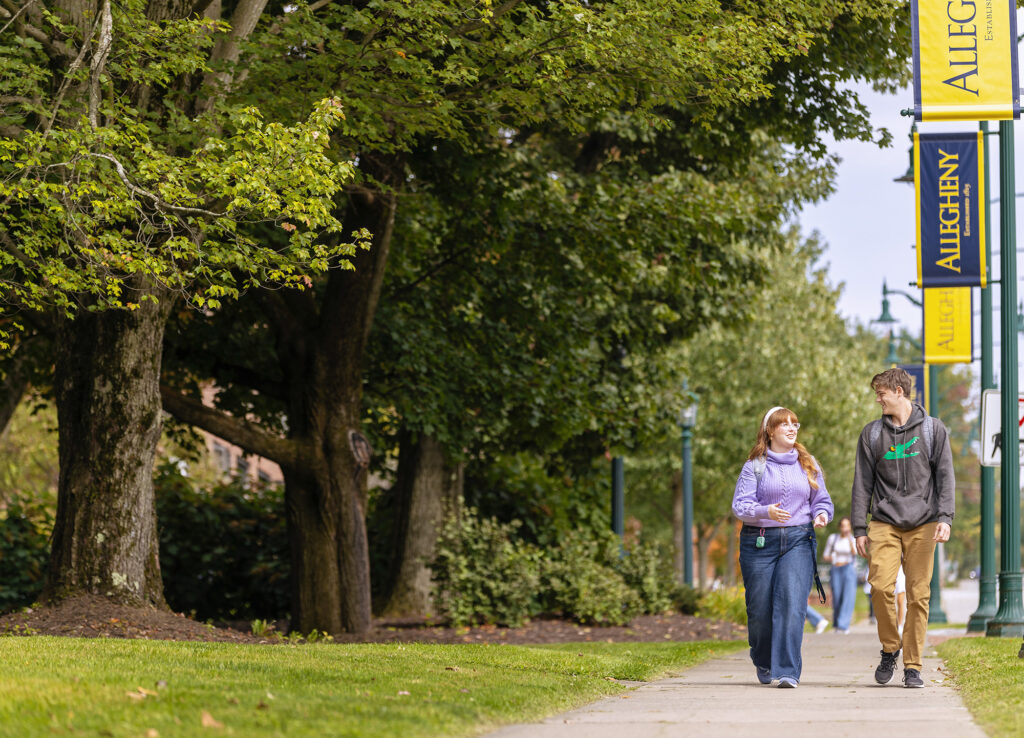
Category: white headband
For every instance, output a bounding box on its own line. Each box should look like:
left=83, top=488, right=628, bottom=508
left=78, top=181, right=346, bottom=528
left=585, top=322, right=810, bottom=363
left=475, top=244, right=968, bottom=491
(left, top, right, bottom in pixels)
left=762, top=406, right=786, bottom=431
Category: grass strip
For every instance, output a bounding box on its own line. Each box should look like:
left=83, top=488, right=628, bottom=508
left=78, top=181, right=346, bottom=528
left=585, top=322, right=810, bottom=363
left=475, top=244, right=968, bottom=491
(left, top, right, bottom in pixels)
left=937, top=636, right=1024, bottom=738
left=0, top=636, right=743, bottom=737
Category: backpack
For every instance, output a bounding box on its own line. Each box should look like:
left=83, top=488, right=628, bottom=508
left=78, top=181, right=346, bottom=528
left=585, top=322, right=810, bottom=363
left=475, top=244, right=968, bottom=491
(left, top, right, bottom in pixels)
left=864, top=416, right=935, bottom=465
left=750, top=454, right=821, bottom=488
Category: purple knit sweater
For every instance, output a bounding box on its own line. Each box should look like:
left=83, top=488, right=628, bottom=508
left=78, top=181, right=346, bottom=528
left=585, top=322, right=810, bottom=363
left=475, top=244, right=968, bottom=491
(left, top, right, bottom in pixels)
left=731, top=448, right=834, bottom=527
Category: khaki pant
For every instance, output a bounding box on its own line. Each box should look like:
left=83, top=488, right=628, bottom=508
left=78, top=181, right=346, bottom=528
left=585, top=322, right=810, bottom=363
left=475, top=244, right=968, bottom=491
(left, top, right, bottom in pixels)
left=867, top=520, right=937, bottom=672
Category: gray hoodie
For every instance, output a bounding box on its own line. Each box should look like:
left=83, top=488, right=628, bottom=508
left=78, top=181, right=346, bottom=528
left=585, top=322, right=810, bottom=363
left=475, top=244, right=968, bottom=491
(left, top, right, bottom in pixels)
left=851, top=403, right=955, bottom=537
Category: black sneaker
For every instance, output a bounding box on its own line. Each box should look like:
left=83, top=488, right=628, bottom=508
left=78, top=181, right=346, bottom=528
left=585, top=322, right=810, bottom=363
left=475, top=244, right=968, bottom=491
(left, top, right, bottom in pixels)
left=874, top=649, right=900, bottom=685
left=903, top=668, right=924, bottom=688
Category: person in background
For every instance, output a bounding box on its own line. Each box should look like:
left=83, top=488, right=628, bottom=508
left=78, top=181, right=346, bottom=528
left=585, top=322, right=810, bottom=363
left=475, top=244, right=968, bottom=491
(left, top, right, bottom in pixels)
left=823, top=516, right=858, bottom=634
left=732, top=406, right=833, bottom=688
left=806, top=603, right=829, bottom=634
left=895, top=565, right=907, bottom=636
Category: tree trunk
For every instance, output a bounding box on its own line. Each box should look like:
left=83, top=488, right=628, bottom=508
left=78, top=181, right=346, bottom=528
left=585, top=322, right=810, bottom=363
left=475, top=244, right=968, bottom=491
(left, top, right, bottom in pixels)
left=380, top=432, right=462, bottom=618
left=725, top=520, right=739, bottom=586
left=0, top=338, right=33, bottom=436
left=161, top=154, right=404, bottom=634
left=671, top=470, right=683, bottom=584
left=696, top=534, right=710, bottom=590
left=45, top=282, right=172, bottom=606
left=277, top=153, right=403, bottom=634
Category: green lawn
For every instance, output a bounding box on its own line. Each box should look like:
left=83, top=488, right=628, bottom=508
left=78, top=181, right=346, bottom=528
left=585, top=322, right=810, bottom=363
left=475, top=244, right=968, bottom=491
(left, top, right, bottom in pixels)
left=938, top=637, right=1024, bottom=738
left=0, top=637, right=743, bottom=737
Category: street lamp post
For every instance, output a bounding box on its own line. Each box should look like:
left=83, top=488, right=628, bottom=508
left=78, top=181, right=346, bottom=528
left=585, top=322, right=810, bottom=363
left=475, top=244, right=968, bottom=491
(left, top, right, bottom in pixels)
left=679, top=384, right=700, bottom=587
left=874, top=283, right=948, bottom=623
left=986, top=120, right=1024, bottom=638
left=611, top=456, right=624, bottom=540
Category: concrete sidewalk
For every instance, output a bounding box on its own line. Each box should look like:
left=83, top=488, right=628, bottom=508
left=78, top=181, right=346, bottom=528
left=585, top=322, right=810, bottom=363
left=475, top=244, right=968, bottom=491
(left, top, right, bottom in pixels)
left=486, top=622, right=984, bottom=738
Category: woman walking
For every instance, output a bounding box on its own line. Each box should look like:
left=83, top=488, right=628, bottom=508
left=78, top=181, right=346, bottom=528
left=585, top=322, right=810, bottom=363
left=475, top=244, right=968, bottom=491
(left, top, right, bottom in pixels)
left=732, top=406, right=833, bottom=688
left=823, top=517, right=859, bottom=633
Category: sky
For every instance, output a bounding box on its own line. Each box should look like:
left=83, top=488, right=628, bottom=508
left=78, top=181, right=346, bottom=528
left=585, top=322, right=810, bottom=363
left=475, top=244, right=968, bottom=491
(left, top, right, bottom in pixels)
left=797, top=83, right=1024, bottom=347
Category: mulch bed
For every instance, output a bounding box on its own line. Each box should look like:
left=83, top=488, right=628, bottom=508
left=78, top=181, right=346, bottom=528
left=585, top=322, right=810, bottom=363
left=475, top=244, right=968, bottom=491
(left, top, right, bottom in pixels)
left=332, top=614, right=746, bottom=645
left=0, top=596, right=745, bottom=645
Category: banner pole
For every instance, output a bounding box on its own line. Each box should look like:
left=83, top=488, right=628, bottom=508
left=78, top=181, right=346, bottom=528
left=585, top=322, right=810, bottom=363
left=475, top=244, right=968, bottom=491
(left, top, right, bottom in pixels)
left=987, top=119, right=1024, bottom=638
left=969, top=121, right=999, bottom=632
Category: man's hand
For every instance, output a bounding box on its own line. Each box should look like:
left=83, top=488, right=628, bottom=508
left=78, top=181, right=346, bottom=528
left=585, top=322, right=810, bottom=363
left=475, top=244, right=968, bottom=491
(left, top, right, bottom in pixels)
left=856, top=535, right=870, bottom=557
left=813, top=512, right=828, bottom=529
left=767, top=504, right=791, bottom=523
left=934, top=522, right=951, bottom=542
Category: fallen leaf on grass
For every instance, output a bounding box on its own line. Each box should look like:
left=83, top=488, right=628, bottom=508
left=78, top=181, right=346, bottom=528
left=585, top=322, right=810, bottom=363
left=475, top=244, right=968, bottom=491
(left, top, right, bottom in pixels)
left=256, top=701, right=269, bottom=710
left=136, top=686, right=158, bottom=697
left=126, top=692, right=146, bottom=701
left=445, top=666, right=460, bottom=672
left=200, top=711, right=224, bottom=729
left=146, top=730, right=159, bottom=738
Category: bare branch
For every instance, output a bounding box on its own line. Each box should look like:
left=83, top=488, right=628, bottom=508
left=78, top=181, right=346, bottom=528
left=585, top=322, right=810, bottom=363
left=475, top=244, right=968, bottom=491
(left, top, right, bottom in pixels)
left=0, top=0, right=34, bottom=36
left=87, top=153, right=226, bottom=218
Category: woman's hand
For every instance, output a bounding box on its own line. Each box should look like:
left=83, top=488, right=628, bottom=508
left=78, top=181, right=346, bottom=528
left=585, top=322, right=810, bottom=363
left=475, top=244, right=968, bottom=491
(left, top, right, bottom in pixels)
left=767, top=504, right=791, bottom=523
left=813, top=512, right=828, bottom=529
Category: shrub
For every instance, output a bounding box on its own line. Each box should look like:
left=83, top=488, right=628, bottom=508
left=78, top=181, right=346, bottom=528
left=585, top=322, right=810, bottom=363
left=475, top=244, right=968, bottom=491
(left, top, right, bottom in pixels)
left=616, top=539, right=676, bottom=615
left=541, top=531, right=641, bottom=626
left=0, top=496, right=52, bottom=613
left=697, top=585, right=747, bottom=625
left=430, top=506, right=542, bottom=628
left=431, top=504, right=699, bottom=628
left=154, top=463, right=290, bottom=622
left=669, top=583, right=702, bottom=615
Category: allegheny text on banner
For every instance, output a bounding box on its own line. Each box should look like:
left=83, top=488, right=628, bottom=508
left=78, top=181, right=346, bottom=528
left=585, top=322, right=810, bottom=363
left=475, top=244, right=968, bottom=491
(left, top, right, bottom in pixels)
left=911, top=0, right=1020, bottom=121
left=923, top=286, right=973, bottom=364
left=914, top=131, right=986, bottom=288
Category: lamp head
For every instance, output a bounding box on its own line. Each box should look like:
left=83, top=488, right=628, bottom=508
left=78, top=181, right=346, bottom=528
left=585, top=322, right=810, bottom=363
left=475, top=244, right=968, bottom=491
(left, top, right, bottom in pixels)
left=876, top=296, right=897, bottom=325
left=678, top=381, right=700, bottom=429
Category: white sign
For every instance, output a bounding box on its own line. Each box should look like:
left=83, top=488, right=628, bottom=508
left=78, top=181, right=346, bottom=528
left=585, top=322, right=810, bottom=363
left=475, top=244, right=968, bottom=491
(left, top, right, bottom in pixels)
left=980, top=389, right=1024, bottom=467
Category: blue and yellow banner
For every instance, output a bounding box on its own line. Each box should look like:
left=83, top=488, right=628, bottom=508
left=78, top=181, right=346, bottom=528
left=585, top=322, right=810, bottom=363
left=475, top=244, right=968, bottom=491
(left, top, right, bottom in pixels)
left=898, top=364, right=929, bottom=407
left=923, top=287, right=973, bottom=364
left=911, top=0, right=1020, bottom=121
left=914, top=131, right=986, bottom=288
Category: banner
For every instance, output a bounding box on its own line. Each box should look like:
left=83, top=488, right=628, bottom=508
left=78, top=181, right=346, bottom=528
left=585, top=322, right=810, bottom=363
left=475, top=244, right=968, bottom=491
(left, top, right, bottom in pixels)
left=911, top=0, right=1020, bottom=121
left=914, top=131, right=986, bottom=288
left=898, top=364, right=929, bottom=407
left=923, top=287, right=973, bottom=363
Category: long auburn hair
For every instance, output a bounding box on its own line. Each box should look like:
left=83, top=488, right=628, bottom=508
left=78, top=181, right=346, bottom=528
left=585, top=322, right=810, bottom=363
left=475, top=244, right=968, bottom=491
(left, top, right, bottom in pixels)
left=746, top=407, right=820, bottom=490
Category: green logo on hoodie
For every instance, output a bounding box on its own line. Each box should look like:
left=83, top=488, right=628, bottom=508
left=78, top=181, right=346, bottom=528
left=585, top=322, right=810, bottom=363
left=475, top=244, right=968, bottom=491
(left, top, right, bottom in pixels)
left=884, top=436, right=921, bottom=460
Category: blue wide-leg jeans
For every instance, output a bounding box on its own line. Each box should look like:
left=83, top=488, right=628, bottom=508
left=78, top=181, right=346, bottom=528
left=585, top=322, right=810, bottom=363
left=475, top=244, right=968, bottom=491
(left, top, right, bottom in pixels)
left=739, top=523, right=815, bottom=683
left=830, top=562, right=858, bottom=631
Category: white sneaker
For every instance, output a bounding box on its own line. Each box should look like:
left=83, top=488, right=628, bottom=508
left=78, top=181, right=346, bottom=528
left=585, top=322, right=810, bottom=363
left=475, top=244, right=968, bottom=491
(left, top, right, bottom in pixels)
left=815, top=620, right=829, bottom=634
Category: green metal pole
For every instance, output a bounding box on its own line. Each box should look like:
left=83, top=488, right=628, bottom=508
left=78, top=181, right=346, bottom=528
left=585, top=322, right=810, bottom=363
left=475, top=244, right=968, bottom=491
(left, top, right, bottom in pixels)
left=611, top=456, right=624, bottom=539
left=969, top=120, right=998, bottom=632
left=681, top=427, right=694, bottom=586
left=987, top=119, right=1024, bottom=638
left=927, top=362, right=948, bottom=623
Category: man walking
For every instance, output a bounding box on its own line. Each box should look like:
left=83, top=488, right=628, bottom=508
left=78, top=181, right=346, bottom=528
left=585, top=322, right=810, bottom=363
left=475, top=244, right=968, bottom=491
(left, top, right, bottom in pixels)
left=851, top=368, right=954, bottom=688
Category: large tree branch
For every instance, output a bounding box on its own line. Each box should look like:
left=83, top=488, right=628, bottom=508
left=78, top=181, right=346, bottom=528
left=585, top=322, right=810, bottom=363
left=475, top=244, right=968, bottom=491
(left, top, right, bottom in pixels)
left=87, top=0, right=112, bottom=128
left=160, top=385, right=302, bottom=469
left=197, top=0, right=268, bottom=112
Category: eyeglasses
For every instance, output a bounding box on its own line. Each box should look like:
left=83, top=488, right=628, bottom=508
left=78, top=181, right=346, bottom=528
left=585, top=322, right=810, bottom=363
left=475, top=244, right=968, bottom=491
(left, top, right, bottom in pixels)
left=778, top=422, right=800, bottom=430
